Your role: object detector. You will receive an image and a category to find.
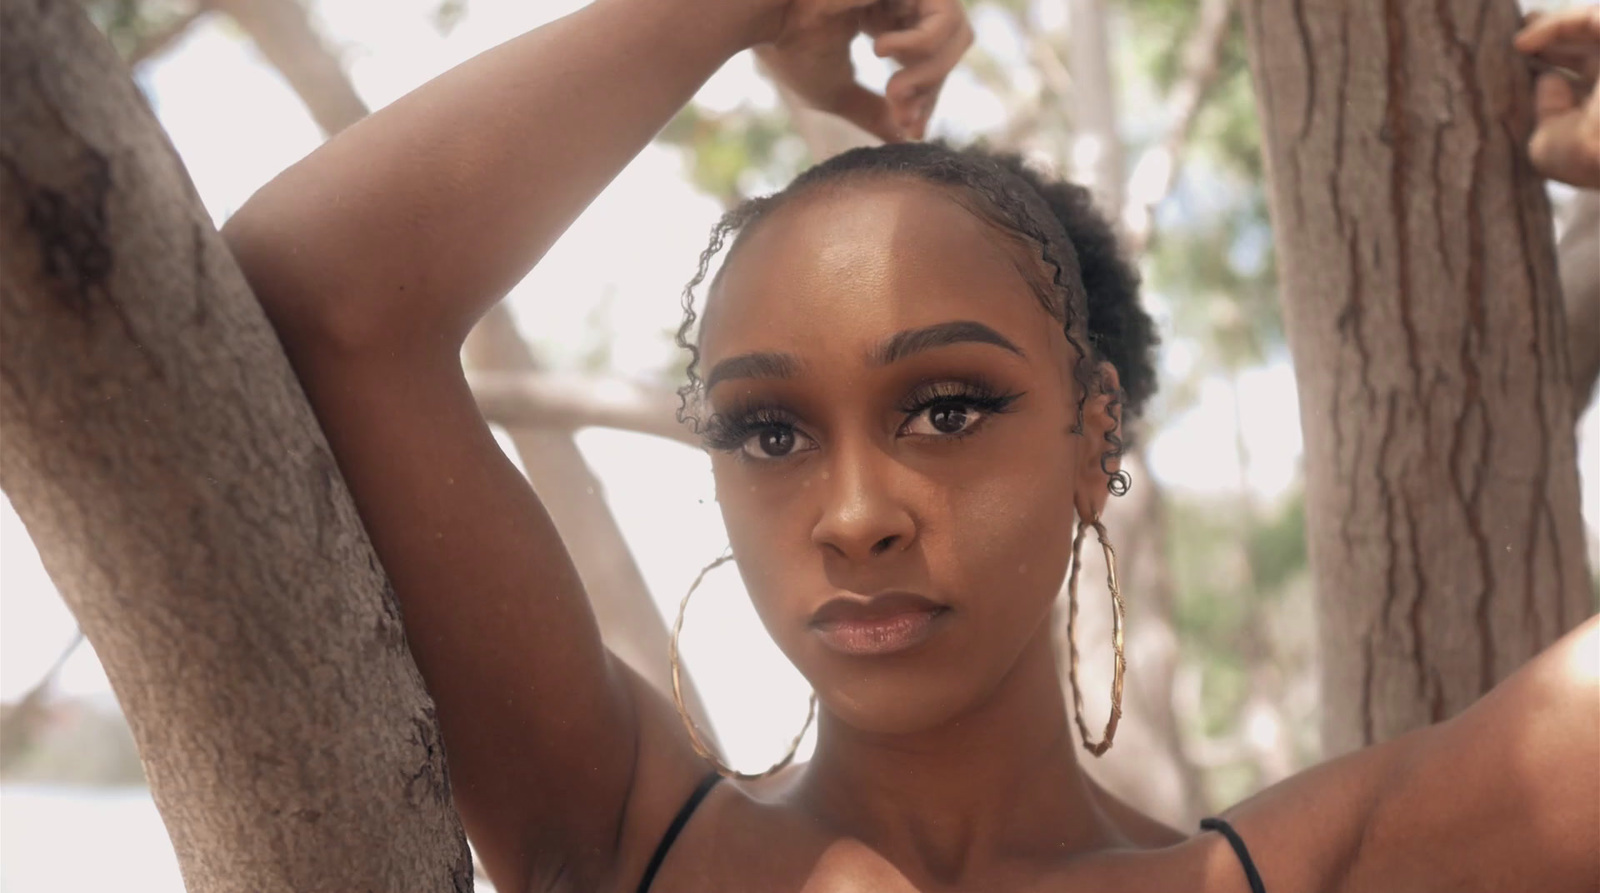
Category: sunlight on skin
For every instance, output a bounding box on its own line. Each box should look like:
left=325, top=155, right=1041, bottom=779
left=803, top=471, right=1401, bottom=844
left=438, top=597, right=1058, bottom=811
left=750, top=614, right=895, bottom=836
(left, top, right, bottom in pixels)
left=798, top=839, right=921, bottom=893
left=1563, top=619, right=1600, bottom=684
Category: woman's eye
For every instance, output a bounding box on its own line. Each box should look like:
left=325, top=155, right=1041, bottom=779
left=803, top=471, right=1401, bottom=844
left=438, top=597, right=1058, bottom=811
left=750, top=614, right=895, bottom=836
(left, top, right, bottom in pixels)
left=903, top=401, right=979, bottom=437
left=740, top=426, right=815, bottom=460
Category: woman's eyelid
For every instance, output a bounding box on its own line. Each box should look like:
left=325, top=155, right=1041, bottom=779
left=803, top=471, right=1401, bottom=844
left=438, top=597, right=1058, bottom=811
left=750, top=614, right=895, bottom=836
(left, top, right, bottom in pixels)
left=714, top=375, right=1023, bottom=444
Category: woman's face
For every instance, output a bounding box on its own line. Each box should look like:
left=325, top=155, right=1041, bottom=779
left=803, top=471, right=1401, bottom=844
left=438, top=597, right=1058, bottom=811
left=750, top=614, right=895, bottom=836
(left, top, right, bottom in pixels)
left=696, top=178, right=1114, bottom=735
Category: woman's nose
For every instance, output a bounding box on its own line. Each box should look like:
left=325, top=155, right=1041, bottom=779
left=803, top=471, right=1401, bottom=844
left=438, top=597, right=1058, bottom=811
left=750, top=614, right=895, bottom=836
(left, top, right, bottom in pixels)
left=809, top=444, right=916, bottom=562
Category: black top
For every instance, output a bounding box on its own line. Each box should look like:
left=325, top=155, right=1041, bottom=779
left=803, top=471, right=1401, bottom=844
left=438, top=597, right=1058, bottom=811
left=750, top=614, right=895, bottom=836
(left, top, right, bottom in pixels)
left=636, top=770, right=1266, bottom=893
left=1201, top=816, right=1267, bottom=892
left=635, top=770, right=723, bottom=893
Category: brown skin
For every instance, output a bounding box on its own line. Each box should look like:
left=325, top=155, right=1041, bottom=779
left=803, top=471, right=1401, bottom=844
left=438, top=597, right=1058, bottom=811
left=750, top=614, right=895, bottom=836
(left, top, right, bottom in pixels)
left=696, top=181, right=1132, bottom=882
left=1519, top=5, right=1600, bottom=189
left=220, top=0, right=1600, bottom=890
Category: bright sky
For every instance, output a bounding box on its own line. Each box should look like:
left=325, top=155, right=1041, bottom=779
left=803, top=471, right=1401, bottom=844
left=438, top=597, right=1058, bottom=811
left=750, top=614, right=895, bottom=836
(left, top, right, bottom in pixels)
left=2, top=0, right=1598, bottom=778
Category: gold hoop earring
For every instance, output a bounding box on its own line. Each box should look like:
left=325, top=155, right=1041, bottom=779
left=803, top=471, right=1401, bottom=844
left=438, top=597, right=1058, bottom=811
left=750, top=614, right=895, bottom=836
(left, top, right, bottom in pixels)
left=1064, top=517, right=1125, bottom=757
left=669, top=547, right=818, bottom=781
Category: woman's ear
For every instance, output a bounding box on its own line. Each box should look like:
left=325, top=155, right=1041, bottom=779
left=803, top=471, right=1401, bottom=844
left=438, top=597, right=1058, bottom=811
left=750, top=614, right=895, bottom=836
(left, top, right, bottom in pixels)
left=1073, top=361, right=1123, bottom=525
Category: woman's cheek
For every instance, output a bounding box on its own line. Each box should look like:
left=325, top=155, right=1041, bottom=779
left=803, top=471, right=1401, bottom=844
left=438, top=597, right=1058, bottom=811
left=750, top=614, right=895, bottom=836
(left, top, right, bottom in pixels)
left=950, top=467, right=1075, bottom=613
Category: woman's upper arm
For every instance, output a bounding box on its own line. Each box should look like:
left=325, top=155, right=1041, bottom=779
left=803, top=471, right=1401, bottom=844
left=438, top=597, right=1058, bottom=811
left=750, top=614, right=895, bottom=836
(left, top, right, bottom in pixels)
left=1218, top=618, right=1600, bottom=893
left=1348, top=618, right=1600, bottom=892
left=278, top=333, right=641, bottom=892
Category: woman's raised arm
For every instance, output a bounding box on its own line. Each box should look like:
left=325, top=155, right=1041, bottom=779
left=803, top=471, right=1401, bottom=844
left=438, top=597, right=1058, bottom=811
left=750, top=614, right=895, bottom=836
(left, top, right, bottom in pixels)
left=216, top=2, right=968, bottom=890
left=219, top=3, right=800, bottom=888
left=1214, top=616, right=1600, bottom=893
left=224, top=0, right=780, bottom=350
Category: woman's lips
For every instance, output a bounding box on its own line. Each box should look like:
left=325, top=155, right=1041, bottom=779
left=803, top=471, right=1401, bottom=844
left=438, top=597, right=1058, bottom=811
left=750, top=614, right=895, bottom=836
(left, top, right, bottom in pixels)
left=809, top=592, right=950, bottom=656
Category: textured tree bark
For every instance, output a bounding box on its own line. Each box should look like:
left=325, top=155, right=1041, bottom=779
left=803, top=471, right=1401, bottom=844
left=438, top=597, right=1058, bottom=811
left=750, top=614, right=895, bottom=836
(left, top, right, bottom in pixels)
left=0, top=0, right=473, bottom=889
left=1242, top=0, right=1593, bottom=756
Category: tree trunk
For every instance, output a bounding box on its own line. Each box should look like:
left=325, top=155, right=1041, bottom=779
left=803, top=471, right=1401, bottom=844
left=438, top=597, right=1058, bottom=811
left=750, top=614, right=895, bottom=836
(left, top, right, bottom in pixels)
left=0, top=0, right=472, bottom=890
left=1242, top=0, right=1593, bottom=756
left=1062, top=0, right=1124, bottom=212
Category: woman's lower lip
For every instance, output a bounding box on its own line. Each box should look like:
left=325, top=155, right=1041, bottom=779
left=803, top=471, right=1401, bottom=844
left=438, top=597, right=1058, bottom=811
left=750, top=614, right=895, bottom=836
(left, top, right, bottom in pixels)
left=811, top=609, right=948, bottom=656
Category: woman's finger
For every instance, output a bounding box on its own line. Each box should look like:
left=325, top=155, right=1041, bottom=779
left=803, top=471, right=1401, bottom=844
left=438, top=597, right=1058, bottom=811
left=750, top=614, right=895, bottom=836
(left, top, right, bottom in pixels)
left=832, top=81, right=909, bottom=144
left=1536, top=69, right=1579, bottom=122
left=1525, top=44, right=1600, bottom=82
left=883, top=82, right=932, bottom=139
left=1529, top=112, right=1600, bottom=187
left=885, top=17, right=970, bottom=102
left=860, top=0, right=918, bottom=35
left=1514, top=5, right=1600, bottom=54
left=872, top=6, right=961, bottom=60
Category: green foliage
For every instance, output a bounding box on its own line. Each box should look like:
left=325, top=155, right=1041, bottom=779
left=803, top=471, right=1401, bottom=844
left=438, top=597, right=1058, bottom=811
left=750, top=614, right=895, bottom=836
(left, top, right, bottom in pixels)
left=658, top=104, right=807, bottom=207
left=1247, top=487, right=1308, bottom=596
left=1146, top=188, right=1279, bottom=365
left=81, top=0, right=196, bottom=61
left=431, top=0, right=469, bottom=36
left=1195, top=30, right=1267, bottom=183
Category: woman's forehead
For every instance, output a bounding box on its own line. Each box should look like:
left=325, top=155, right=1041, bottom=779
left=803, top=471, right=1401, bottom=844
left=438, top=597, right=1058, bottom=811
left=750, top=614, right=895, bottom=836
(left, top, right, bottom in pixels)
left=700, top=180, right=1055, bottom=362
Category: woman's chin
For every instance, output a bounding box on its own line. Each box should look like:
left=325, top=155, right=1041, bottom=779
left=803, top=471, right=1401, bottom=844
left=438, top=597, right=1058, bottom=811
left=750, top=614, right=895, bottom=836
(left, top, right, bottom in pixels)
left=811, top=668, right=994, bottom=738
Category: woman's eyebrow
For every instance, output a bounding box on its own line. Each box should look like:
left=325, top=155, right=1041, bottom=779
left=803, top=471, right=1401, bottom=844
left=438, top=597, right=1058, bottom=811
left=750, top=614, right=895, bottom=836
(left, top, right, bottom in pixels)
left=705, top=351, right=801, bottom=392
left=705, top=320, right=1025, bottom=392
left=869, top=320, right=1026, bottom=366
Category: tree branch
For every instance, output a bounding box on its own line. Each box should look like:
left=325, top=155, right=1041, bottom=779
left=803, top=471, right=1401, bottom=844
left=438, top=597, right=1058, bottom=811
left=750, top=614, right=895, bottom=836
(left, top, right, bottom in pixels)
left=1123, top=0, right=1236, bottom=252
left=0, top=630, right=85, bottom=772
left=1062, top=0, right=1123, bottom=212
left=208, top=0, right=368, bottom=136
left=467, top=369, right=700, bottom=449
left=124, top=5, right=209, bottom=67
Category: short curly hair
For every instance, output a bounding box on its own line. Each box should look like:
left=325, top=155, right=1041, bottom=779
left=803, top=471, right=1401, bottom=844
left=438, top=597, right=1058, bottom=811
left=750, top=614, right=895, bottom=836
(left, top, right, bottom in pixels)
left=673, top=139, right=1158, bottom=490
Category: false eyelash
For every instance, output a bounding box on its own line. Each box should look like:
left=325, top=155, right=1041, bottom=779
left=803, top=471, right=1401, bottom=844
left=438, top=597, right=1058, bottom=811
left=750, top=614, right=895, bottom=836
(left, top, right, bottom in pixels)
left=701, top=377, right=1026, bottom=456
left=701, top=404, right=799, bottom=453
left=897, top=377, right=1024, bottom=419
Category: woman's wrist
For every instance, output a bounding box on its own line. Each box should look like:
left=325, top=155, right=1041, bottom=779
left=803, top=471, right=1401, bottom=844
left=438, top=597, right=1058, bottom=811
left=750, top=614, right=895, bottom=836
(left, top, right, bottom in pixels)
left=649, top=0, right=791, bottom=54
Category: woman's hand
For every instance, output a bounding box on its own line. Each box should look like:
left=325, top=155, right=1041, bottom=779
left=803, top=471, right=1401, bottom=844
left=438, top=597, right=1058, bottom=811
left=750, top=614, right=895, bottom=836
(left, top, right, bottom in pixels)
left=1516, top=5, right=1600, bottom=189
left=756, top=0, right=973, bottom=143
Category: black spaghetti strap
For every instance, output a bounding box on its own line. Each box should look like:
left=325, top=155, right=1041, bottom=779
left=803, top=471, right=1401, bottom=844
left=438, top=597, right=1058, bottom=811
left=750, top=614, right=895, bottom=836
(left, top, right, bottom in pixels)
left=1200, top=817, right=1267, bottom=893
left=636, top=770, right=723, bottom=893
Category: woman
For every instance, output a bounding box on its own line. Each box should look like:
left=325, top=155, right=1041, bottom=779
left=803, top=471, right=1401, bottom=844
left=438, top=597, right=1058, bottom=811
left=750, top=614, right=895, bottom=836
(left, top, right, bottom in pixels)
left=221, top=0, right=1600, bottom=890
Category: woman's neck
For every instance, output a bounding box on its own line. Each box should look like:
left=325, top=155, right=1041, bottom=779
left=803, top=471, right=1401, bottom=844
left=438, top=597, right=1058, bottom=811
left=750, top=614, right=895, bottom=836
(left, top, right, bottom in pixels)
left=789, top=625, right=1130, bottom=885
